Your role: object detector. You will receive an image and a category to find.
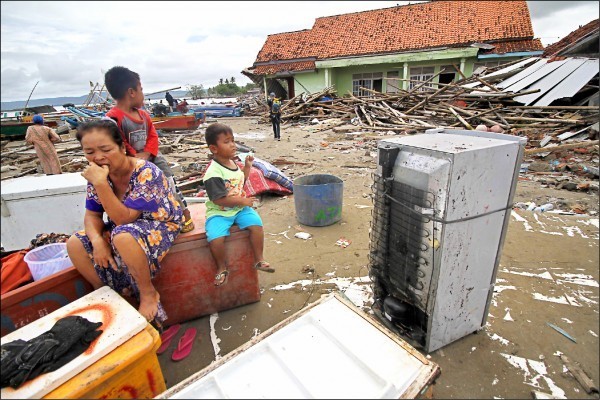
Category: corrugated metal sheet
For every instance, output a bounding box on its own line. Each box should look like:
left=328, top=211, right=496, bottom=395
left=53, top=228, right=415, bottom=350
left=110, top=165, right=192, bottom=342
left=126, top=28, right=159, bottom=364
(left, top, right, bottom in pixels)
left=533, top=59, right=600, bottom=106
left=501, top=59, right=568, bottom=93
left=464, top=57, right=598, bottom=106
left=513, top=58, right=588, bottom=105
left=495, top=58, right=548, bottom=89
left=463, top=57, right=540, bottom=89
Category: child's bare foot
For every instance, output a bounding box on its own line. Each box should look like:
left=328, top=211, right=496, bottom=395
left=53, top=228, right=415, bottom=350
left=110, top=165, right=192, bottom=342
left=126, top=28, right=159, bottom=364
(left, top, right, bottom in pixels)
left=138, top=290, right=160, bottom=321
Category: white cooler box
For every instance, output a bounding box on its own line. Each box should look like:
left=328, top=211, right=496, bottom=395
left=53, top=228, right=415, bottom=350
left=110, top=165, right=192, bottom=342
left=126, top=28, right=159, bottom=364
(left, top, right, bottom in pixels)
left=1, top=173, right=88, bottom=251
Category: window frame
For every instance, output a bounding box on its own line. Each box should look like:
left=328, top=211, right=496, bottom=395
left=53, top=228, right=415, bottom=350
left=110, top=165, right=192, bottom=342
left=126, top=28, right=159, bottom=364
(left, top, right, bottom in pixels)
left=408, top=66, right=435, bottom=91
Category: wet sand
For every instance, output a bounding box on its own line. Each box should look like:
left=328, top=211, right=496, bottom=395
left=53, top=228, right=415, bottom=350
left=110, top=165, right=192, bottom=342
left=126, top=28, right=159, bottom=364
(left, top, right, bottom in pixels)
left=157, top=118, right=599, bottom=399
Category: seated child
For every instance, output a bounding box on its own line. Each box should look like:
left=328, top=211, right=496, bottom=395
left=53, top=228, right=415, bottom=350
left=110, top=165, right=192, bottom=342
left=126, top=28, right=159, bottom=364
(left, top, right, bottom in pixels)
left=203, top=123, right=274, bottom=286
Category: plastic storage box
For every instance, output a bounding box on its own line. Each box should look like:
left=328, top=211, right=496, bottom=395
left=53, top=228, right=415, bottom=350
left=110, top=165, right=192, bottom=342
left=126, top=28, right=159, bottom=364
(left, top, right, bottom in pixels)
left=43, top=325, right=165, bottom=399
left=24, top=243, right=73, bottom=281
left=1, top=203, right=260, bottom=335
left=1, top=173, right=88, bottom=251
left=154, top=202, right=261, bottom=326
left=1, top=266, right=93, bottom=337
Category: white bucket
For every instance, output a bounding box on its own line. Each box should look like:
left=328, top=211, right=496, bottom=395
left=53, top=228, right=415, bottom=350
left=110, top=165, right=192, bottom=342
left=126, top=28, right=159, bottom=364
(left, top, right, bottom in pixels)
left=24, top=243, right=73, bottom=281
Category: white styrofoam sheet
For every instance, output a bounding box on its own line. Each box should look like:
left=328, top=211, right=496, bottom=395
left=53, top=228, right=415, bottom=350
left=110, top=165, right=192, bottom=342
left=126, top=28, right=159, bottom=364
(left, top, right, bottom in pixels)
left=1, top=286, right=147, bottom=399
left=160, top=295, right=438, bottom=399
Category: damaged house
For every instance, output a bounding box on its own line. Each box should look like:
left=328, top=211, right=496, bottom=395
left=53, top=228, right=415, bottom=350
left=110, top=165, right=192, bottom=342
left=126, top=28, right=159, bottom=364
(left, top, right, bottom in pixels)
left=243, top=0, right=543, bottom=99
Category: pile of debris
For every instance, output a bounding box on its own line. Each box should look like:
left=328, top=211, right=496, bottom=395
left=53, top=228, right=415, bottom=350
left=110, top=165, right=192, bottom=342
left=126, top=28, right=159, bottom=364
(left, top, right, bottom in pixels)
left=237, top=92, right=269, bottom=116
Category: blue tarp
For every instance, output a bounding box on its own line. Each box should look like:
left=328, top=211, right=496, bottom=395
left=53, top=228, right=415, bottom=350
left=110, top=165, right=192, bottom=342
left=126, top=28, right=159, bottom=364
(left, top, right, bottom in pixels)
left=192, top=105, right=242, bottom=117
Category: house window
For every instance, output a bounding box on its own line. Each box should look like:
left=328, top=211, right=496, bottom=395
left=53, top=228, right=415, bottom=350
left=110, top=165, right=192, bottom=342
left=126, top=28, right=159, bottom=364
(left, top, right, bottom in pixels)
left=473, top=60, right=503, bottom=74
left=409, top=66, right=435, bottom=90
left=352, top=72, right=383, bottom=96
left=386, top=71, right=400, bottom=93
left=439, top=65, right=456, bottom=85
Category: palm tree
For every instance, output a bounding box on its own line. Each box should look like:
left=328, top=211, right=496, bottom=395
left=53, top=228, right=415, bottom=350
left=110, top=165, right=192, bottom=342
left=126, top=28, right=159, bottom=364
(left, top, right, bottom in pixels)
left=225, top=78, right=229, bottom=84
left=219, top=78, right=223, bottom=85
left=231, top=77, right=236, bottom=84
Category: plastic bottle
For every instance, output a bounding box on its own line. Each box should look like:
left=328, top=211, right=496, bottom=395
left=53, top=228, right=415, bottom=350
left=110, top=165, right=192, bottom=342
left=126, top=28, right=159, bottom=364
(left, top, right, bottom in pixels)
left=539, top=203, right=554, bottom=212
left=526, top=202, right=537, bottom=211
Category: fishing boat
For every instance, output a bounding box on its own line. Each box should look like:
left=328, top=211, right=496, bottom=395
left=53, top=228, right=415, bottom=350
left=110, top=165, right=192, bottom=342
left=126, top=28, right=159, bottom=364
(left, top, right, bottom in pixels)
left=151, top=112, right=205, bottom=131
left=1, top=120, right=58, bottom=139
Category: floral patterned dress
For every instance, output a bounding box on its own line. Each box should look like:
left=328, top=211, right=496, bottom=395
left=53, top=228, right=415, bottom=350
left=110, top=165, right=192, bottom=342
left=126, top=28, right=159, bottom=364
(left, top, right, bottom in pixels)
left=74, top=159, right=183, bottom=328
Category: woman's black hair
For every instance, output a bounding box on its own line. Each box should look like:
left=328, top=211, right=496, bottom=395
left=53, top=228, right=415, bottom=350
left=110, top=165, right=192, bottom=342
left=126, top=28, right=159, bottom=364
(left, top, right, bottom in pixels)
left=76, top=118, right=124, bottom=146
left=205, top=123, right=233, bottom=146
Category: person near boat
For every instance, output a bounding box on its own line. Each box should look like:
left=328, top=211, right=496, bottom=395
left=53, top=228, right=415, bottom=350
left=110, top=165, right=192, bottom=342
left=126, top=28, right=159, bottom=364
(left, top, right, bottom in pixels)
left=66, top=118, right=183, bottom=327
left=104, top=66, right=195, bottom=233
left=24, top=114, right=62, bottom=175
left=203, top=123, right=274, bottom=287
left=165, top=91, right=175, bottom=111
left=176, top=99, right=189, bottom=114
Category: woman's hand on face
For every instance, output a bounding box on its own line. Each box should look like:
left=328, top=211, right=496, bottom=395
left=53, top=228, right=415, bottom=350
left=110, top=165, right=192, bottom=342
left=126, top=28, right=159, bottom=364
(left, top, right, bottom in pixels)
left=82, top=161, right=110, bottom=186
left=91, top=236, right=118, bottom=271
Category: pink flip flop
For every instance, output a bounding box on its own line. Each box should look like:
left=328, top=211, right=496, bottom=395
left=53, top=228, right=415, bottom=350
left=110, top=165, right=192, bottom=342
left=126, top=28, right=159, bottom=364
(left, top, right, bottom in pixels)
left=171, top=327, right=198, bottom=361
left=156, top=324, right=181, bottom=355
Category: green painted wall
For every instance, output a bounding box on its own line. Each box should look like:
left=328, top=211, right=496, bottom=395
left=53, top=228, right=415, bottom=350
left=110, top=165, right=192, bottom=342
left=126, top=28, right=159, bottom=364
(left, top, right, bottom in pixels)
left=293, top=72, right=326, bottom=95
left=291, top=55, right=524, bottom=95
left=333, top=57, right=475, bottom=94
left=266, top=50, right=525, bottom=96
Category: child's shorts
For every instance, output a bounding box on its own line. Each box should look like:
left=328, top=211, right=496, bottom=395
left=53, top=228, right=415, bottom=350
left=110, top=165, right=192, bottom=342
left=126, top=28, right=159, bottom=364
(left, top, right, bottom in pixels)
left=205, top=207, right=263, bottom=242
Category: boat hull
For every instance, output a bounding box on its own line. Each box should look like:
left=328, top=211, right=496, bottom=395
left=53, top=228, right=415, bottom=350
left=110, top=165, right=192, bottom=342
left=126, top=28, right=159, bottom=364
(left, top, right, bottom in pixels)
left=151, top=114, right=203, bottom=131
left=0, top=121, right=58, bottom=139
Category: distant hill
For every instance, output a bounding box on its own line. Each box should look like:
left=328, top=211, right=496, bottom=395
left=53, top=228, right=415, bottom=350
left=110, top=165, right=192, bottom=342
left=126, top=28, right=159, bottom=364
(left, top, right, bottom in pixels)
left=1, top=90, right=189, bottom=111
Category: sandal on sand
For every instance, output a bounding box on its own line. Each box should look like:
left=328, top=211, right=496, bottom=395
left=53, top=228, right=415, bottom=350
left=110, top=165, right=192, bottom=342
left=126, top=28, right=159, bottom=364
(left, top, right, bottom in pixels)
left=214, top=270, right=229, bottom=287
left=156, top=324, right=181, bottom=354
left=254, top=261, right=275, bottom=273
left=181, top=218, right=195, bottom=233
left=171, top=327, right=197, bottom=361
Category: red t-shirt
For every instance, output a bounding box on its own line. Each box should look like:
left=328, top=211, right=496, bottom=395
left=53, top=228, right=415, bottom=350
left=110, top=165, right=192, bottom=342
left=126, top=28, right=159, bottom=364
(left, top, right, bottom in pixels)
left=105, top=107, right=159, bottom=156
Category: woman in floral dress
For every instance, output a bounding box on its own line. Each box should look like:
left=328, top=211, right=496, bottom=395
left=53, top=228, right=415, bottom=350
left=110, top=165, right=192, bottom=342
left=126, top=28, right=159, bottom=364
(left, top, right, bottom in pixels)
left=24, top=115, right=62, bottom=174
left=66, top=118, right=182, bottom=328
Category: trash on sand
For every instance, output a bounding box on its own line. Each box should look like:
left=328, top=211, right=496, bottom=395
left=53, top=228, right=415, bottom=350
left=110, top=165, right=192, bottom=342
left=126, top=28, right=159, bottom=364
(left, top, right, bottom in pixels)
left=295, top=232, right=312, bottom=240
left=547, top=322, right=577, bottom=343
left=335, top=237, right=352, bottom=248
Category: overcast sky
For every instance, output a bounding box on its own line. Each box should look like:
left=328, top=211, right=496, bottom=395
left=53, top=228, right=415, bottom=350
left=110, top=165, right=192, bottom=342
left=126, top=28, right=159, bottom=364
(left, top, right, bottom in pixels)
left=1, top=1, right=598, bottom=101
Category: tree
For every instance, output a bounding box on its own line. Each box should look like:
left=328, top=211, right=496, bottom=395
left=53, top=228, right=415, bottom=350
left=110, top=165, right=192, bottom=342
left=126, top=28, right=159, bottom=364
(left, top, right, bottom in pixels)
left=219, top=78, right=223, bottom=85
left=225, top=78, right=229, bottom=84
left=186, top=84, right=205, bottom=100
left=231, top=77, right=236, bottom=84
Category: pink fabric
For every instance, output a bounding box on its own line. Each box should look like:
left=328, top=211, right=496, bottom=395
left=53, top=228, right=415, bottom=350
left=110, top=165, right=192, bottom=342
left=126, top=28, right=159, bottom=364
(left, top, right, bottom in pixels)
left=240, top=163, right=293, bottom=197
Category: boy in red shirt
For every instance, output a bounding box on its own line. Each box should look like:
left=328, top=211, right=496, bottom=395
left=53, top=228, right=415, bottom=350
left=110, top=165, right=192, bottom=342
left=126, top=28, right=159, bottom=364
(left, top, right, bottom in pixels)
left=104, top=66, right=194, bottom=232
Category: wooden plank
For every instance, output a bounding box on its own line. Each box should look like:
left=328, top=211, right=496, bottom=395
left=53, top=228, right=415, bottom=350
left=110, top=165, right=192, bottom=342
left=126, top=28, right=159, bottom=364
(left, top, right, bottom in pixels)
left=560, top=354, right=599, bottom=394
left=525, top=140, right=598, bottom=154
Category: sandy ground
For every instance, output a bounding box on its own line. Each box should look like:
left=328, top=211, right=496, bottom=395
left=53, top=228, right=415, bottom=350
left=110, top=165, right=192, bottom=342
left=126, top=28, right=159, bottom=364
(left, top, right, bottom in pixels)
left=157, top=117, right=599, bottom=399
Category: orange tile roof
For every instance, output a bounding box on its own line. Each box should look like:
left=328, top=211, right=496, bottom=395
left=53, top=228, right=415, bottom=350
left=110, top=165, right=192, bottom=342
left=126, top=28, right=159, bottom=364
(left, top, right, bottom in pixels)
left=488, top=39, right=544, bottom=54
left=254, top=0, right=541, bottom=68
left=255, top=30, right=314, bottom=64
left=252, top=61, right=316, bottom=75
left=543, top=19, right=599, bottom=57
